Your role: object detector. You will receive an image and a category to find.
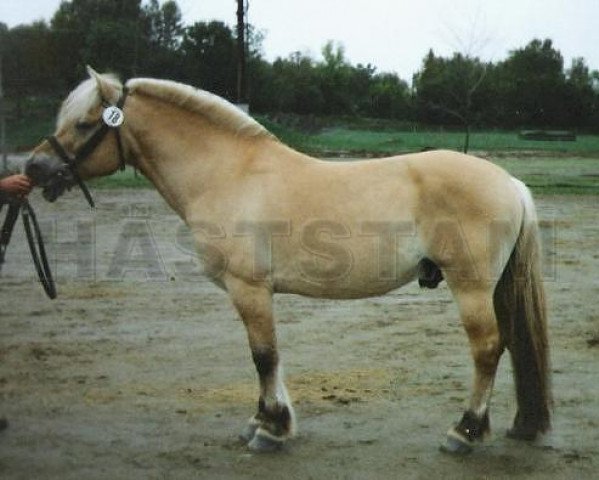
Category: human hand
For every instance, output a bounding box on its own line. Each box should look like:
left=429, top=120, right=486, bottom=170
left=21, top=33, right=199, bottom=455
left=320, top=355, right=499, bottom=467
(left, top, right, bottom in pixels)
left=0, top=174, right=33, bottom=198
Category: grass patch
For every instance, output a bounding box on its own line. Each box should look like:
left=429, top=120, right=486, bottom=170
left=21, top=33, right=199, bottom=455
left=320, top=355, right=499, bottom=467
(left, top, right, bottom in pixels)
left=282, top=128, right=599, bottom=156
left=256, top=116, right=599, bottom=155
left=490, top=155, right=599, bottom=195
left=89, top=169, right=151, bottom=189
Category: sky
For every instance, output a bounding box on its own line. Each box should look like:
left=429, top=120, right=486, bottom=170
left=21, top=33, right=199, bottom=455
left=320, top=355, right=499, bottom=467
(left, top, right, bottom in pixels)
left=2, top=0, right=599, bottom=81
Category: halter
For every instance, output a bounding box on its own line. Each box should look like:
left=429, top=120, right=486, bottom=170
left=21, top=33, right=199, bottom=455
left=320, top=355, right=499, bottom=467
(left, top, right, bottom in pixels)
left=46, top=87, right=130, bottom=208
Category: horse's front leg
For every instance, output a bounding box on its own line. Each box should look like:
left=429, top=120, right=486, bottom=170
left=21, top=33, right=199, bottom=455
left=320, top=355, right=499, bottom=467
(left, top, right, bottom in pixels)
left=225, top=276, right=296, bottom=452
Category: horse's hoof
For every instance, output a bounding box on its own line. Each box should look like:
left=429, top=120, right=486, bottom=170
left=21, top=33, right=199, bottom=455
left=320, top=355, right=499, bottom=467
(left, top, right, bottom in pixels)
left=440, top=433, right=473, bottom=455
left=247, top=428, right=285, bottom=453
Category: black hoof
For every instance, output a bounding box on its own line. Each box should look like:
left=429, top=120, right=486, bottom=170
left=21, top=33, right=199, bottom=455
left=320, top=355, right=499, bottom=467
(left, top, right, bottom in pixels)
left=440, top=433, right=473, bottom=455
left=247, top=428, right=285, bottom=453
left=0, top=417, right=7, bottom=432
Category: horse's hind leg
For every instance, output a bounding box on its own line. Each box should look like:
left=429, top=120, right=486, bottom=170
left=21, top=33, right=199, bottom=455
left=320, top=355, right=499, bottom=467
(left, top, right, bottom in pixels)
left=225, top=276, right=295, bottom=452
left=442, top=285, right=505, bottom=454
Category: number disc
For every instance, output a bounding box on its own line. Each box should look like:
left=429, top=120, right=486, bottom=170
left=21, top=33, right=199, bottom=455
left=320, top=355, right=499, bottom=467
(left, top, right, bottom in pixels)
left=102, top=106, right=125, bottom=127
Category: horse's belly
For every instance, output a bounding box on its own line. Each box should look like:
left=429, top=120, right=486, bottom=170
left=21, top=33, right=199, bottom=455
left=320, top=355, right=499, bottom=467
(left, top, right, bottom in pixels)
left=272, top=236, right=422, bottom=299
left=273, top=270, right=418, bottom=299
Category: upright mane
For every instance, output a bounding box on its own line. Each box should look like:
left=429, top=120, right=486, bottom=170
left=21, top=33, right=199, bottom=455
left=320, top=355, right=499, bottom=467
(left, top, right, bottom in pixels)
left=127, top=78, right=274, bottom=139
left=57, top=74, right=274, bottom=140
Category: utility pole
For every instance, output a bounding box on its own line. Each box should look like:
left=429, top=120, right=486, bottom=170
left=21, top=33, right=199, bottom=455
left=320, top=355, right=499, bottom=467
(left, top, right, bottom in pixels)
left=236, top=0, right=248, bottom=110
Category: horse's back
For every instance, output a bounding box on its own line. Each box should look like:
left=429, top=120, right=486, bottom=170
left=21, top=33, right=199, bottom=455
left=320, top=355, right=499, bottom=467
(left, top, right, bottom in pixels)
left=303, top=149, right=520, bottom=226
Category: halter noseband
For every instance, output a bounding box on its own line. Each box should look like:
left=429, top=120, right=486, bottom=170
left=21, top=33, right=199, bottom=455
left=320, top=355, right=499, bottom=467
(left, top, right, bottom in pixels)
left=46, top=87, right=130, bottom=208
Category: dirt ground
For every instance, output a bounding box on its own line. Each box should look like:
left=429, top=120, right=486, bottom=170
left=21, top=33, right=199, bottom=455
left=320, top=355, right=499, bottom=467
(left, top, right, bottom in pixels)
left=1, top=187, right=598, bottom=479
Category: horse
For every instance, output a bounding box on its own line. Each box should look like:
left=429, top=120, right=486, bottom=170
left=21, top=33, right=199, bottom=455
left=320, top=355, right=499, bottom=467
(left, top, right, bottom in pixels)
left=25, top=67, right=551, bottom=454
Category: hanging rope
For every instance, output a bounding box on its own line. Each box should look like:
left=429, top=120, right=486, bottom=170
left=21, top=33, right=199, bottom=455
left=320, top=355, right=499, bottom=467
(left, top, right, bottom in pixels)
left=0, top=200, right=56, bottom=299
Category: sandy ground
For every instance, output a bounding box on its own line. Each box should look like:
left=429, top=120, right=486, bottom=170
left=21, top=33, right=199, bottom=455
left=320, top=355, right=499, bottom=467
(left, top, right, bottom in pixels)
left=1, top=188, right=598, bottom=479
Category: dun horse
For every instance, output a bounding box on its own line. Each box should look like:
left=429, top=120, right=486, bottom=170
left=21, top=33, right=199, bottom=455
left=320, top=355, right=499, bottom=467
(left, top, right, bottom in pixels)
left=26, top=68, right=551, bottom=454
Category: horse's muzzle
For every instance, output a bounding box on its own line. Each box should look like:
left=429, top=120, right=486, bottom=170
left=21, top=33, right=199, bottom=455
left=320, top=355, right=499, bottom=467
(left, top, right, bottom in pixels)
left=25, top=155, right=75, bottom=202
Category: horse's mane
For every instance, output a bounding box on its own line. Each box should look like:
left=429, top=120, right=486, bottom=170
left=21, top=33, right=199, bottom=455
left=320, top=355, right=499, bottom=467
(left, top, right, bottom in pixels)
left=128, top=78, right=274, bottom=139
left=58, top=75, right=274, bottom=140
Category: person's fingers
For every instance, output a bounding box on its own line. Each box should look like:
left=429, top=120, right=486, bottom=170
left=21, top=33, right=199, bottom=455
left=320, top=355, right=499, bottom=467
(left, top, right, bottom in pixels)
left=0, top=175, right=33, bottom=195
left=15, top=177, right=32, bottom=192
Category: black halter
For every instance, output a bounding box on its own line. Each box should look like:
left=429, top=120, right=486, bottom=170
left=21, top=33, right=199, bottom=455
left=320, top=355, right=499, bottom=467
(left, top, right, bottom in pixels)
left=46, top=87, right=130, bottom=208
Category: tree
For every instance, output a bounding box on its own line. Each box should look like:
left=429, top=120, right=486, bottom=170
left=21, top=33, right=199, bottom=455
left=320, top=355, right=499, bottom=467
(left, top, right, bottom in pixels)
left=140, top=0, right=184, bottom=77
left=2, top=22, right=61, bottom=117
left=3, top=0, right=598, bottom=129
left=181, top=21, right=237, bottom=99
left=368, top=72, right=411, bottom=119
left=317, top=41, right=355, bottom=114
left=563, top=57, right=597, bottom=127
left=265, top=52, right=323, bottom=114
left=51, top=0, right=143, bottom=80
left=413, top=50, right=489, bottom=151
left=144, top=0, right=183, bottom=50
left=497, top=39, right=567, bottom=127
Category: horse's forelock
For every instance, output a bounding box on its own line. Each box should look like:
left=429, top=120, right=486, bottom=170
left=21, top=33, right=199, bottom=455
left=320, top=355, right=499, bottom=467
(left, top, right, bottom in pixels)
left=57, top=74, right=121, bottom=130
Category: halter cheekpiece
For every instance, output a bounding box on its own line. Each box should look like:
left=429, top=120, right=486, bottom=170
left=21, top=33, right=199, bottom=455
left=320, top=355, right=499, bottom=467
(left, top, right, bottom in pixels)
left=46, top=86, right=130, bottom=208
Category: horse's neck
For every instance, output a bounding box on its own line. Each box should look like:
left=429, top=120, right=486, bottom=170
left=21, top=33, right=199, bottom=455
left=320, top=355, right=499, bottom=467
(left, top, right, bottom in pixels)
left=126, top=97, right=255, bottom=219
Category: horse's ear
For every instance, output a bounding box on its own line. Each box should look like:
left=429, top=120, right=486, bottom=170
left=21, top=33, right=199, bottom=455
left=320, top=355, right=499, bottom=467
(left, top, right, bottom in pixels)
left=86, top=65, right=121, bottom=104
left=86, top=65, right=99, bottom=78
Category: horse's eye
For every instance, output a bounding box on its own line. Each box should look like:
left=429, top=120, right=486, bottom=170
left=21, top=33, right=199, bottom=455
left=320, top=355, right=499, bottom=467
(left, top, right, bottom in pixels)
left=75, top=121, right=95, bottom=132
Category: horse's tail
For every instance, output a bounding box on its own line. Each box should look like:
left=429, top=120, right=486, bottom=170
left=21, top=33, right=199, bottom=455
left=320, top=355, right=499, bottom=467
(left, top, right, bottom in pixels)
left=493, top=178, right=551, bottom=438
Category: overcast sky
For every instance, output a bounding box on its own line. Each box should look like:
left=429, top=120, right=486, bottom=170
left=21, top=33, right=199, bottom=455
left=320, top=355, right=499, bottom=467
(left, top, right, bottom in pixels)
left=3, top=0, right=599, bottom=81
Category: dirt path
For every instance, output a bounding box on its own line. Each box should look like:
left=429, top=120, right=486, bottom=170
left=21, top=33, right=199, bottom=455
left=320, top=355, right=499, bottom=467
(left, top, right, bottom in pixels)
left=1, top=189, right=598, bottom=479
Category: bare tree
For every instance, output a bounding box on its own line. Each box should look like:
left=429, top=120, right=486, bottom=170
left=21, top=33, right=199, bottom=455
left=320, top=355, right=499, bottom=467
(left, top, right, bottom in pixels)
left=430, top=6, right=495, bottom=153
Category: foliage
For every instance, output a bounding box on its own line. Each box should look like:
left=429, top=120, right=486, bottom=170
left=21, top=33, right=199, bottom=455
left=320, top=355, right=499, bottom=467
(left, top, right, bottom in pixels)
left=1, top=1, right=599, bottom=131
left=497, top=39, right=568, bottom=127
left=413, top=50, right=488, bottom=124
left=180, top=21, right=236, bottom=98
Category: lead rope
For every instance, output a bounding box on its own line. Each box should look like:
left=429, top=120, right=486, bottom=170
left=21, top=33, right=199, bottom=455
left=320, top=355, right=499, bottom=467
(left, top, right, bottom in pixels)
left=0, top=202, right=20, bottom=265
left=0, top=200, right=56, bottom=299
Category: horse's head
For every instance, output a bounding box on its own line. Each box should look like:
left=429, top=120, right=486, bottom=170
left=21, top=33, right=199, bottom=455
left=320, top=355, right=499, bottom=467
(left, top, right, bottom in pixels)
left=26, top=66, right=128, bottom=203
